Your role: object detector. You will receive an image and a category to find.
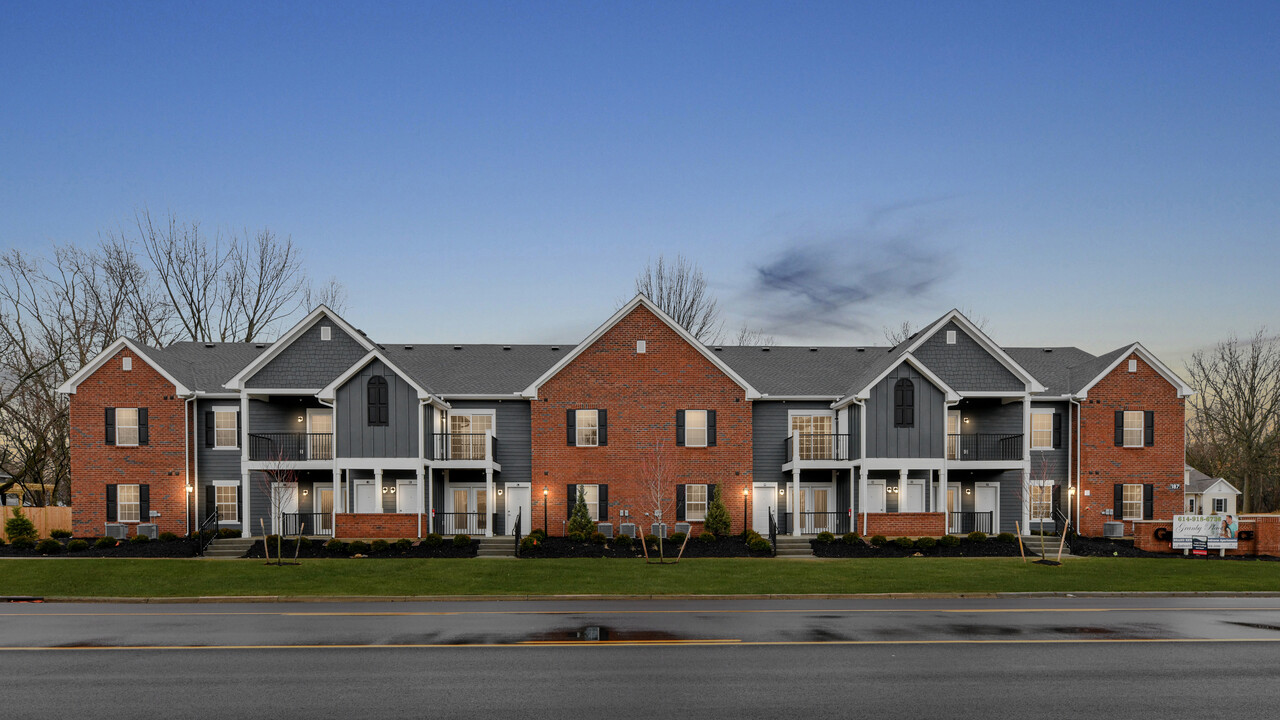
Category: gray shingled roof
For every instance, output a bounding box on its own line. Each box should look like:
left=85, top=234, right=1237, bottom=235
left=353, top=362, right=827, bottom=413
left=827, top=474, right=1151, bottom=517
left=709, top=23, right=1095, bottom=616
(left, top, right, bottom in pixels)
left=711, top=346, right=881, bottom=396
left=143, top=342, right=271, bottom=393
left=1065, top=344, right=1132, bottom=394
left=1184, top=466, right=1240, bottom=495
left=381, top=344, right=570, bottom=396
left=1005, top=347, right=1098, bottom=396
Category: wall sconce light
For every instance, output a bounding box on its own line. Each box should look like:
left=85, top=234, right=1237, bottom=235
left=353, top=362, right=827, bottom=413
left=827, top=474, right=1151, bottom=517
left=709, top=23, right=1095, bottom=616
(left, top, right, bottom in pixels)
left=963, top=417, right=970, bottom=424
left=778, top=488, right=785, bottom=496
left=965, top=487, right=972, bottom=495
left=1068, top=486, right=1076, bottom=496
left=297, top=415, right=305, bottom=423
left=382, top=486, right=388, bottom=494
left=302, top=488, right=309, bottom=496
left=185, top=485, right=193, bottom=494
left=497, top=488, right=503, bottom=496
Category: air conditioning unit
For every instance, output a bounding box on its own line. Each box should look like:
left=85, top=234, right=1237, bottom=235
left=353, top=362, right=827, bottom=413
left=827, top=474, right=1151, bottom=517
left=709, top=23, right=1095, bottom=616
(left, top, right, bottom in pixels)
left=137, top=523, right=158, bottom=539
left=650, top=523, right=668, bottom=539
left=1103, top=522, right=1124, bottom=538
left=596, top=522, right=613, bottom=539
left=104, top=523, right=127, bottom=539
left=618, top=523, right=636, bottom=538
left=675, top=522, right=691, bottom=536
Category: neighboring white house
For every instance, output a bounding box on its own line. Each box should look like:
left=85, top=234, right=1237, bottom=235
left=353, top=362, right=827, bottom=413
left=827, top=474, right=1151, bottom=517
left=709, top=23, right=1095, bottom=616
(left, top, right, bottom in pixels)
left=1184, top=465, right=1242, bottom=516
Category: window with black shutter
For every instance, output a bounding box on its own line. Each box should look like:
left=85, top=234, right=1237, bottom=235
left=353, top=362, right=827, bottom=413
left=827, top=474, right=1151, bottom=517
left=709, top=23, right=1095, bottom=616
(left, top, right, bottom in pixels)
left=367, top=376, right=389, bottom=426
left=893, top=378, right=915, bottom=428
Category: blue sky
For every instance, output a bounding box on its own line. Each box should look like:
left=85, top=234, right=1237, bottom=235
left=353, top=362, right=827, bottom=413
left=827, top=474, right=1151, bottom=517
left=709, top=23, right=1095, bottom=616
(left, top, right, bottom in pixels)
left=3, top=1, right=1277, bottom=367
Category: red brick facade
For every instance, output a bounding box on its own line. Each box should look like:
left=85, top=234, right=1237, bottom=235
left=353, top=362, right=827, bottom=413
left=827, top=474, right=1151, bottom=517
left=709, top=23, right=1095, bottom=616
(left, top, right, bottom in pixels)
left=335, top=512, right=421, bottom=539
left=1075, top=353, right=1185, bottom=537
left=530, top=305, right=753, bottom=536
left=863, top=512, right=946, bottom=538
left=68, top=347, right=190, bottom=538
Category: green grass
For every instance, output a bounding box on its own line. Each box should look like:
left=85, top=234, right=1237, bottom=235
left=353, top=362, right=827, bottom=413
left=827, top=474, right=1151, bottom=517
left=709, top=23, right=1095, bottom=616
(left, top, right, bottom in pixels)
left=1, top=557, right=1277, bottom=598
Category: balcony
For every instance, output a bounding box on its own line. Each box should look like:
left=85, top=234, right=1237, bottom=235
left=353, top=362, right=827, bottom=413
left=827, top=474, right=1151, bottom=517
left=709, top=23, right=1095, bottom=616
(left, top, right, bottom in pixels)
left=784, top=433, right=853, bottom=465
left=431, top=433, right=498, bottom=463
left=946, top=434, right=1023, bottom=462
left=249, top=433, right=333, bottom=462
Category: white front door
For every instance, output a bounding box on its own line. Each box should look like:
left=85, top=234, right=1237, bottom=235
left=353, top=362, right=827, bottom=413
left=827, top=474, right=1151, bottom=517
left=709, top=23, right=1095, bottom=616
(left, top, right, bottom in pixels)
left=314, top=484, right=334, bottom=535
left=901, top=478, right=926, bottom=512
left=505, top=484, right=531, bottom=535
left=866, top=480, right=887, bottom=514
left=271, top=483, right=299, bottom=534
left=446, top=486, right=488, bottom=534
left=354, top=479, right=378, bottom=514
left=396, top=479, right=419, bottom=514
left=975, top=483, right=999, bottom=533
left=752, top=483, right=777, bottom=533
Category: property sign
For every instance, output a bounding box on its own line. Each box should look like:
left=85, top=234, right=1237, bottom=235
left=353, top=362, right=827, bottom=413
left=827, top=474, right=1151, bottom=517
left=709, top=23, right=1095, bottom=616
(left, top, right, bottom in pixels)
left=1172, top=514, right=1238, bottom=550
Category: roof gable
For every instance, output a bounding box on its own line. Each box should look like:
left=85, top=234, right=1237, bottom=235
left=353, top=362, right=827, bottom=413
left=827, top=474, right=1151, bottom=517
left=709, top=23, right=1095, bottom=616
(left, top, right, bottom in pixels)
left=56, top=338, right=190, bottom=396
left=904, top=310, right=1045, bottom=393
left=520, top=294, right=760, bottom=399
left=225, top=305, right=375, bottom=390
left=853, top=352, right=959, bottom=404
left=319, top=348, right=442, bottom=405
left=1073, top=343, right=1193, bottom=398
left=911, top=320, right=1025, bottom=392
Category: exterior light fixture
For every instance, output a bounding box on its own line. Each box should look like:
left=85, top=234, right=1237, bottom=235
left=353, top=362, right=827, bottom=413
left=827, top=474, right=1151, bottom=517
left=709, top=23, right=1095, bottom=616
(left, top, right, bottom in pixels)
left=963, top=417, right=970, bottom=424
left=965, top=487, right=972, bottom=495
left=297, top=416, right=305, bottom=423
left=302, top=488, right=309, bottom=496
left=497, top=488, right=503, bottom=496
left=185, top=485, right=193, bottom=494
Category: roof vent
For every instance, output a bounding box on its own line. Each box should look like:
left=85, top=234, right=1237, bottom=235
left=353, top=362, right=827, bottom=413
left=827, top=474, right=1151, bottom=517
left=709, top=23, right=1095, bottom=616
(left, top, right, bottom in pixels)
left=404, top=345, right=413, bottom=350
left=1042, top=348, right=1053, bottom=353
left=857, top=347, right=866, bottom=352
left=453, top=345, right=462, bottom=350
left=809, top=347, right=818, bottom=352
left=255, top=344, right=265, bottom=349
left=551, top=346, right=560, bottom=351
left=204, top=343, right=215, bottom=349
left=761, top=347, right=771, bottom=352
left=503, top=346, right=511, bottom=351
left=713, top=346, right=722, bottom=352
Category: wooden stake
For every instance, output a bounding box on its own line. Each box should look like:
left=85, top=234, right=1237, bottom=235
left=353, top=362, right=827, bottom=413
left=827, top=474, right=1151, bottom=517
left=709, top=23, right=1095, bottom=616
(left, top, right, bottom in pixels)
left=674, top=530, right=693, bottom=563
left=260, top=518, right=271, bottom=563
left=1056, top=527, right=1068, bottom=562
left=1015, top=521, right=1027, bottom=562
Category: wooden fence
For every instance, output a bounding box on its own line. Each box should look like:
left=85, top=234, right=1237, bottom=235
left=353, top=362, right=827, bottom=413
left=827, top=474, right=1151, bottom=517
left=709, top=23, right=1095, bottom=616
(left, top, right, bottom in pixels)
left=1, top=506, right=73, bottom=541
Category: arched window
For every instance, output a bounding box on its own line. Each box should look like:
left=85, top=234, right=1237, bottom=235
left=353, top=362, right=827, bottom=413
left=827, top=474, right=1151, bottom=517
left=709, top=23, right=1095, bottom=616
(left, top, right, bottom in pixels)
left=893, top=378, right=915, bottom=428
left=367, top=376, right=389, bottom=426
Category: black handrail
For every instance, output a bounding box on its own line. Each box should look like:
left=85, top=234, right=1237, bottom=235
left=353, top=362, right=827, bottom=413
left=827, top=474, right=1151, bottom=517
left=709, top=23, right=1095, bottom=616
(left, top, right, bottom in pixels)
left=513, top=508, right=523, bottom=556
left=948, top=511, right=994, bottom=534
left=196, top=506, right=219, bottom=556
left=248, top=433, right=333, bottom=461
left=768, top=508, right=777, bottom=554
left=946, top=433, right=1023, bottom=461
left=784, top=433, right=852, bottom=461
left=431, top=433, right=494, bottom=461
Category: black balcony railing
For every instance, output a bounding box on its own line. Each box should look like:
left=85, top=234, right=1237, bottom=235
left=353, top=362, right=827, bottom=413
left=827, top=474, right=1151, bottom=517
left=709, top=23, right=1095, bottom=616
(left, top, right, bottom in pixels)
left=435, top=512, right=486, bottom=535
left=249, top=433, right=333, bottom=461
left=431, top=433, right=496, bottom=461
left=946, top=433, right=1023, bottom=461
left=949, top=511, right=994, bottom=534
left=280, top=512, right=333, bottom=537
left=784, top=433, right=852, bottom=462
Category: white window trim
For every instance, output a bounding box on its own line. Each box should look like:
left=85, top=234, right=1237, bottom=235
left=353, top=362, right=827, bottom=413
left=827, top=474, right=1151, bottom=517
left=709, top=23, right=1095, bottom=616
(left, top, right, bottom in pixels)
left=576, top=409, right=599, bottom=447
left=1212, top=497, right=1227, bottom=514
left=212, top=406, right=239, bottom=450
left=684, top=410, right=708, bottom=448
left=115, top=407, right=139, bottom=447
left=447, top=409, right=497, bottom=432
left=1029, top=482, right=1053, bottom=520
left=212, top=480, right=240, bottom=524
left=1122, top=483, right=1144, bottom=520
left=578, top=483, right=600, bottom=522
left=1030, top=409, right=1055, bottom=450
left=685, top=483, right=708, bottom=522
left=1123, top=410, right=1144, bottom=448
left=321, top=325, right=332, bottom=341
left=117, top=483, right=141, bottom=523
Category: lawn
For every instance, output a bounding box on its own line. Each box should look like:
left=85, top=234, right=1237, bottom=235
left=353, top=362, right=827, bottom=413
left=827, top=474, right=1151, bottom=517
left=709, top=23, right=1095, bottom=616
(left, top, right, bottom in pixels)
left=0, top=557, right=1277, bottom=598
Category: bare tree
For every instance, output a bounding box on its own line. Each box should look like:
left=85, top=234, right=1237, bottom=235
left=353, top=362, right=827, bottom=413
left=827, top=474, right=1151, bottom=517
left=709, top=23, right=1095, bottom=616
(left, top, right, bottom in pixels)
left=1186, top=329, right=1280, bottom=513
left=640, top=435, right=678, bottom=563
left=635, top=255, right=722, bottom=343
left=255, top=455, right=300, bottom=566
left=305, top=276, right=348, bottom=314
left=733, top=322, right=775, bottom=347
left=883, top=320, right=916, bottom=345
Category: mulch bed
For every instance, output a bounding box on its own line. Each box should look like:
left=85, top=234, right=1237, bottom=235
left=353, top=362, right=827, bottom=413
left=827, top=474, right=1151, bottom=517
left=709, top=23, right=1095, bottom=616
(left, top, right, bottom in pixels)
left=0, top=538, right=199, bottom=558
left=245, top=538, right=479, bottom=559
left=811, top=538, right=1024, bottom=558
left=518, top=535, right=772, bottom=559
left=1069, top=535, right=1279, bottom=561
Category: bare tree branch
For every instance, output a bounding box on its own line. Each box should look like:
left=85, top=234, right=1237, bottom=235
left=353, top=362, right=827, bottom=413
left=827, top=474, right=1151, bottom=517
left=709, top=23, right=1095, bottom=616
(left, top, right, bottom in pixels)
left=635, top=255, right=722, bottom=343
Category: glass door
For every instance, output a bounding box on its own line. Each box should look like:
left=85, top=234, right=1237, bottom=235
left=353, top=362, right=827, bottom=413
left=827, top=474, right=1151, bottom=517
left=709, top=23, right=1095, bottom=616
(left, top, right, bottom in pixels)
left=449, top=414, right=493, bottom=459
left=947, top=411, right=961, bottom=460
left=307, top=410, right=333, bottom=460
left=800, top=487, right=831, bottom=534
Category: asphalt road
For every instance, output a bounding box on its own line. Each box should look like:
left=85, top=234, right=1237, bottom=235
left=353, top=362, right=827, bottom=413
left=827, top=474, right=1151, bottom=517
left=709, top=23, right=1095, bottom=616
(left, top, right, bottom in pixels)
left=4, top=597, right=1280, bottom=719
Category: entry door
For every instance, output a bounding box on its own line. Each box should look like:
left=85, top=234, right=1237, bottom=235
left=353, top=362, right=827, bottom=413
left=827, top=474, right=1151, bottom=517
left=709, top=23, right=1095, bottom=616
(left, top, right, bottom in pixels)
left=902, top=479, right=926, bottom=513
left=396, top=479, right=419, bottom=514
left=975, top=484, right=998, bottom=534
left=314, top=485, right=334, bottom=535
left=271, top=483, right=299, bottom=534
left=947, top=411, right=961, bottom=459
left=307, top=410, right=333, bottom=460
left=354, top=480, right=378, bottom=514
left=946, top=486, right=961, bottom=512
left=448, top=487, right=488, bottom=534
left=752, top=483, right=777, bottom=533
left=800, top=487, right=832, bottom=533
left=866, top=480, right=886, bottom=514
left=505, top=485, right=531, bottom=536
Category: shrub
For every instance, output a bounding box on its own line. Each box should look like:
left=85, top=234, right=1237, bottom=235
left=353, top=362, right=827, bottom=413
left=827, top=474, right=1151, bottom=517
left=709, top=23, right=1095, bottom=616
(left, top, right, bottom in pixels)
left=218, top=528, right=240, bottom=539
left=915, top=536, right=937, bottom=550
left=566, top=486, right=596, bottom=537
left=590, top=532, right=607, bottom=545
left=938, top=534, right=960, bottom=547
left=703, top=485, right=732, bottom=536
left=670, top=532, right=687, bottom=544
left=4, top=508, right=38, bottom=543
left=325, top=539, right=348, bottom=555
left=841, top=532, right=861, bottom=545
left=748, top=536, right=772, bottom=553
left=519, top=535, right=539, bottom=553
left=815, top=531, right=837, bottom=544
left=613, top=534, right=633, bottom=548
left=394, top=539, right=413, bottom=552
left=66, top=539, right=89, bottom=552
left=11, top=536, right=36, bottom=550
left=266, top=534, right=282, bottom=546
left=644, top=534, right=659, bottom=546
left=996, top=532, right=1018, bottom=544
left=348, top=540, right=370, bottom=555
left=36, top=538, right=63, bottom=554
left=698, top=531, right=716, bottom=543
left=893, top=536, right=914, bottom=549
left=0, top=536, right=6, bottom=547
left=423, top=533, right=443, bottom=547
left=744, top=530, right=763, bottom=544
left=529, top=528, right=547, bottom=542
left=95, top=537, right=118, bottom=550
left=50, top=528, right=73, bottom=539
left=567, top=531, right=585, bottom=543
left=870, top=535, right=888, bottom=547
left=371, top=539, right=390, bottom=553
left=453, top=534, right=472, bottom=548
left=967, top=531, right=988, bottom=543
left=130, top=533, right=150, bottom=544
left=157, top=532, right=178, bottom=542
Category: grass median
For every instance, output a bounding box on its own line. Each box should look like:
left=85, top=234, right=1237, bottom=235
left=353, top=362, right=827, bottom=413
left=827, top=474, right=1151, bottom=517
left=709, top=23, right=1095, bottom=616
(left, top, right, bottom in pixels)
left=1, top=557, right=1277, bottom=598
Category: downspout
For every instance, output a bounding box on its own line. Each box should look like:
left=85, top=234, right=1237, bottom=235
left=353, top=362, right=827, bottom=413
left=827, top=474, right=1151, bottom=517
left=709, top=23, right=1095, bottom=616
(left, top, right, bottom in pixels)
left=184, top=395, right=193, bottom=535
left=943, top=398, right=959, bottom=534
left=318, top=397, right=337, bottom=534
left=417, top=399, right=427, bottom=539
left=1071, top=398, right=1082, bottom=531
left=858, top=398, right=868, bottom=535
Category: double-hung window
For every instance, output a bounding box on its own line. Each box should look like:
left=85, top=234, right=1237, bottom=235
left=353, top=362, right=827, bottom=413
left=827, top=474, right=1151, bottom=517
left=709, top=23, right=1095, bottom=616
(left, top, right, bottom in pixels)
left=685, top=484, right=708, bottom=521
left=1213, top=497, right=1227, bottom=514
left=216, top=485, right=239, bottom=523
left=1122, top=483, right=1144, bottom=520
left=1031, top=411, right=1054, bottom=450
left=1123, top=411, right=1144, bottom=448
left=117, top=484, right=140, bottom=522
left=576, top=410, right=599, bottom=447
left=684, top=410, right=708, bottom=447
left=116, top=408, right=139, bottom=447
left=214, top=410, right=238, bottom=449
left=1030, top=485, right=1052, bottom=520
left=579, top=484, right=600, bottom=521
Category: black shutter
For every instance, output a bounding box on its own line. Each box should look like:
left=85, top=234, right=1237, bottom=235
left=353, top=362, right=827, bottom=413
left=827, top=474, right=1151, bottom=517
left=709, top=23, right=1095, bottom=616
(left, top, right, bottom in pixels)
left=1113, top=484, right=1124, bottom=519
left=707, top=410, right=716, bottom=446
left=676, top=410, right=685, bottom=446
left=566, top=484, right=576, bottom=517
left=1144, top=411, right=1155, bottom=447
left=235, top=411, right=241, bottom=448
left=205, top=485, right=215, bottom=518
left=905, top=381, right=914, bottom=427
left=137, top=408, right=149, bottom=445
left=598, top=484, right=608, bottom=521
left=566, top=410, right=576, bottom=446
left=139, top=484, right=150, bottom=521
left=676, top=484, right=686, bottom=521
left=1142, top=483, right=1154, bottom=520
left=205, top=411, right=215, bottom=448
left=105, top=408, right=116, bottom=445
left=706, top=483, right=717, bottom=510
left=236, top=486, right=242, bottom=523
left=1052, top=413, right=1062, bottom=449
left=597, top=409, right=607, bottom=446
left=105, top=484, right=117, bottom=521
left=1114, top=411, right=1125, bottom=446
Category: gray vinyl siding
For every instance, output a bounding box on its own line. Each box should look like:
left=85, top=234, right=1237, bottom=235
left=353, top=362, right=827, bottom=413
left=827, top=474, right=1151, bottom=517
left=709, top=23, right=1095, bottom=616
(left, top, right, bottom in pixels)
left=245, top=318, right=368, bottom=389
left=248, top=396, right=327, bottom=435
left=195, top=399, right=242, bottom=516
left=912, top=321, right=1023, bottom=392
left=865, top=364, right=945, bottom=458
left=335, top=359, right=420, bottom=459
left=249, top=471, right=269, bottom=529
left=751, top=400, right=831, bottom=485
left=954, top=397, right=1023, bottom=436
left=448, top=399, right=534, bottom=486
left=849, top=405, right=861, bottom=460
left=1030, top=401, right=1069, bottom=483
left=953, top=469, right=1023, bottom=533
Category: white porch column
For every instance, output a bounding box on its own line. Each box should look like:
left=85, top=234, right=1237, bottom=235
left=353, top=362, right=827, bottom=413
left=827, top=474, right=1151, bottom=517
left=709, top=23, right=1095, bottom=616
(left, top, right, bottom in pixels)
left=426, top=466, right=434, bottom=535
left=373, top=468, right=384, bottom=514
left=240, top=470, right=251, bottom=538
left=898, top=468, right=909, bottom=514
left=485, top=467, right=494, bottom=537
left=416, top=467, right=425, bottom=538
left=791, top=468, right=801, bottom=536
left=941, top=468, right=949, bottom=533
left=332, top=468, right=341, bottom=534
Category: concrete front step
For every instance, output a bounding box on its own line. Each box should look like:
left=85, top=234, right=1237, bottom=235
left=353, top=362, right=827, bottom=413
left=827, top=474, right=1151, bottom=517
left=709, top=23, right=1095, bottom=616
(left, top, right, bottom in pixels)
left=477, top=537, right=516, bottom=557
left=202, top=538, right=254, bottom=559
left=775, top=537, right=814, bottom=557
